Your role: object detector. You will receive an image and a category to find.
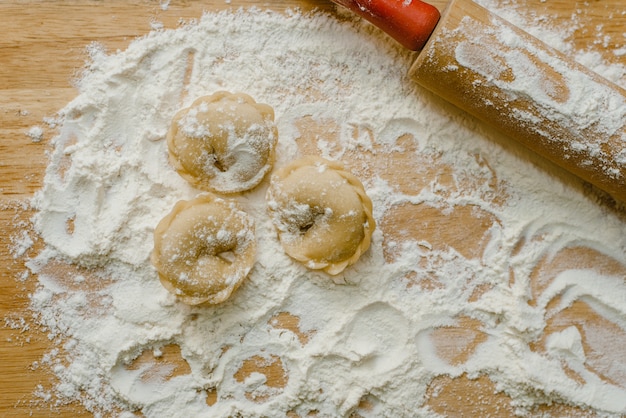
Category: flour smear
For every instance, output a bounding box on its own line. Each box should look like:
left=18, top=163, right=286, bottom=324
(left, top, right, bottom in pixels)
left=11, top=2, right=626, bottom=418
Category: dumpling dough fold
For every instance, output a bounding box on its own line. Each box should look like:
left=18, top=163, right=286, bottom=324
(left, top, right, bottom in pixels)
left=167, top=91, right=277, bottom=194
left=152, top=193, right=256, bottom=305
left=266, top=156, right=375, bottom=275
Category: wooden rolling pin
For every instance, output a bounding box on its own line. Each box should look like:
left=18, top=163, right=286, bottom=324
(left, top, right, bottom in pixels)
left=333, top=0, right=626, bottom=203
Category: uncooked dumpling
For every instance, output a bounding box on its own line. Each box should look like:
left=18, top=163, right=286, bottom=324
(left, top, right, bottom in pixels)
left=166, top=91, right=278, bottom=194
left=266, top=156, right=375, bottom=275
left=151, top=193, right=256, bottom=305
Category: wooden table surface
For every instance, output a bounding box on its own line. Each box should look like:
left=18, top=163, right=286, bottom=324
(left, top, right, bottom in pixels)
left=2, top=1, right=626, bottom=416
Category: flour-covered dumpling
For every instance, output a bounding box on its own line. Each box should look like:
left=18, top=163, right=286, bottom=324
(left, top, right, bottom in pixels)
left=266, top=156, right=375, bottom=275
left=151, top=194, right=256, bottom=305
left=167, top=91, right=278, bottom=193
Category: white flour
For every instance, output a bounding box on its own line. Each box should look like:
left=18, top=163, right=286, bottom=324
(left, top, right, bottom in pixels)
left=450, top=15, right=626, bottom=173
left=12, top=3, right=626, bottom=418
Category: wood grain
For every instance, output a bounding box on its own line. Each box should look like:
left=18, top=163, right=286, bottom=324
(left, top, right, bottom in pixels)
left=1, top=1, right=625, bottom=416
left=413, top=0, right=626, bottom=203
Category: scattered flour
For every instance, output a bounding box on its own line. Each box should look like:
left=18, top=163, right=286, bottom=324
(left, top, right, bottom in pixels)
left=25, top=126, right=44, bottom=143
left=10, top=3, right=626, bottom=418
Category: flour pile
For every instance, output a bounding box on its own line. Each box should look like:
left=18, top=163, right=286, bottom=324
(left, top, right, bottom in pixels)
left=19, top=4, right=626, bottom=418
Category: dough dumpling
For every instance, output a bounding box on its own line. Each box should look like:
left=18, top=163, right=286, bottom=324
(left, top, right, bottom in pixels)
left=151, top=194, right=256, bottom=305
left=167, top=91, right=277, bottom=194
left=266, top=156, right=375, bottom=275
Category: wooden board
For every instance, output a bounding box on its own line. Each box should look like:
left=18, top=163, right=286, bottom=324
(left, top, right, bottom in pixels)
left=1, top=1, right=626, bottom=416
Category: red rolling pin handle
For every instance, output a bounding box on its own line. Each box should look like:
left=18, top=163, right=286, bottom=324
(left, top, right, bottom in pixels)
left=331, top=0, right=440, bottom=51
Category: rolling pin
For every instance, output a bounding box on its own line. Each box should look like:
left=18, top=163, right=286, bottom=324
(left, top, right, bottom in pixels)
left=332, top=0, right=626, bottom=203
